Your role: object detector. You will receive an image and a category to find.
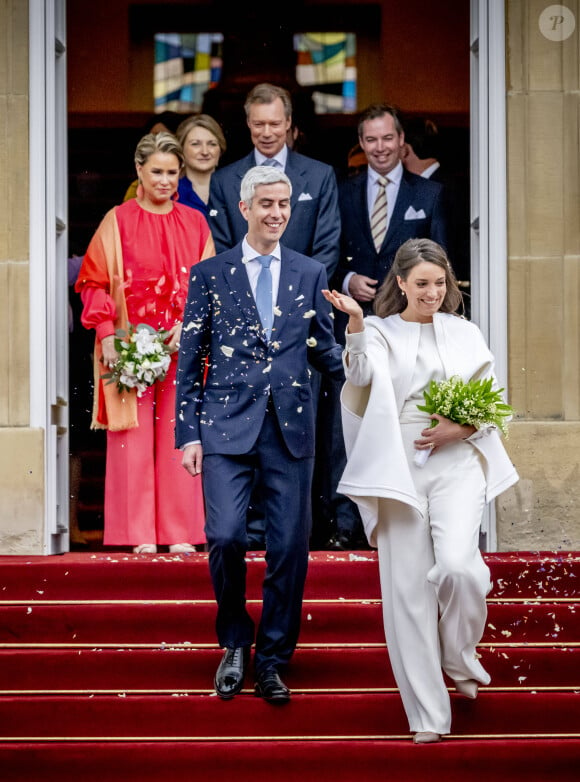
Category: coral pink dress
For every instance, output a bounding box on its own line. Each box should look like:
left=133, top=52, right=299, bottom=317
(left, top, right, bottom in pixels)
left=76, top=198, right=215, bottom=546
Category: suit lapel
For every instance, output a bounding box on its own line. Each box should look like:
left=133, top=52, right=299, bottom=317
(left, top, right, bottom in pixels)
left=271, top=250, right=300, bottom=342
left=222, top=252, right=265, bottom=342
left=384, top=172, right=414, bottom=249
left=285, top=151, right=307, bottom=212
left=349, top=172, right=375, bottom=250
left=355, top=174, right=372, bottom=236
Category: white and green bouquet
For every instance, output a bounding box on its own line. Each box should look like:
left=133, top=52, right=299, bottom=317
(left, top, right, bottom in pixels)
left=103, top=322, right=172, bottom=397
left=413, top=375, right=515, bottom=467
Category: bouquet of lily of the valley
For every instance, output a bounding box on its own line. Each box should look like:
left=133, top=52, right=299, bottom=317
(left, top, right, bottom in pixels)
left=413, top=375, right=515, bottom=467
left=103, top=322, right=172, bottom=397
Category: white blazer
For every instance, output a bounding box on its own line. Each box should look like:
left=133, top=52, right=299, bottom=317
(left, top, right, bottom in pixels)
left=338, top=313, right=519, bottom=547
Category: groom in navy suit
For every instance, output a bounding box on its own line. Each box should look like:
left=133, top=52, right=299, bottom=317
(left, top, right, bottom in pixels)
left=208, top=81, right=342, bottom=549
left=175, top=165, right=344, bottom=704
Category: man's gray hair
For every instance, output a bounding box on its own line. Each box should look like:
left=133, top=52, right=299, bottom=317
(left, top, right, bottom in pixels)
left=240, top=165, right=292, bottom=205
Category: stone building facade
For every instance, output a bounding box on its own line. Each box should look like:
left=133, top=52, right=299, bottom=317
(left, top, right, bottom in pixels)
left=1, top=0, right=579, bottom=553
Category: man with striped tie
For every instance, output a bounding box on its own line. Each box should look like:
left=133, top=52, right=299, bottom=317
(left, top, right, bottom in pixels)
left=321, top=103, right=452, bottom=551
left=333, top=103, right=451, bottom=316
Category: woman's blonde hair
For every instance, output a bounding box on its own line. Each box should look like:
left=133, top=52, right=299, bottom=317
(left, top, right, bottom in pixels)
left=373, top=238, right=463, bottom=318
left=134, top=131, right=184, bottom=169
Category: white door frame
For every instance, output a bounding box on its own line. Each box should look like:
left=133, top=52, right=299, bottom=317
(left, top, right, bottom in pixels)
left=29, top=0, right=69, bottom=554
left=470, top=0, right=508, bottom=551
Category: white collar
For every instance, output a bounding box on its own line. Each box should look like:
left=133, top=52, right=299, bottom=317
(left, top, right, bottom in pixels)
left=254, top=145, right=288, bottom=169
left=368, top=160, right=403, bottom=186
left=242, top=236, right=281, bottom=263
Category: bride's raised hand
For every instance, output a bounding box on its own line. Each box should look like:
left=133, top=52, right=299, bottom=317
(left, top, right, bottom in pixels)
left=322, top=289, right=363, bottom=317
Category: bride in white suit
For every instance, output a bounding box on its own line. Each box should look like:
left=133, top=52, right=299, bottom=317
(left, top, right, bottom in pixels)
left=323, top=238, right=518, bottom=743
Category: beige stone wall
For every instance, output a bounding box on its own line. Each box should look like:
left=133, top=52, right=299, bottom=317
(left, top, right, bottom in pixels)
left=0, top=2, right=45, bottom=552
left=504, top=1, right=580, bottom=549
left=0, top=428, right=45, bottom=554
left=497, top=422, right=580, bottom=549
left=0, top=0, right=30, bottom=424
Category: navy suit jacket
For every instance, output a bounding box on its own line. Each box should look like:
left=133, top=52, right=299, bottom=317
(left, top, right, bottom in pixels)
left=208, top=149, right=341, bottom=277
left=332, top=167, right=451, bottom=313
left=175, top=244, right=344, bottom=459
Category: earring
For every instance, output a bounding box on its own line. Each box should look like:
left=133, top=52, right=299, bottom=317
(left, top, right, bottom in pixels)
left=400, top=289, right=406, bottom=297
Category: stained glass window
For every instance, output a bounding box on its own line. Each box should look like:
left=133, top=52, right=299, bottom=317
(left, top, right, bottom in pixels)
left=154, top=33, right=224, bottom=113
left=294, top=33, right=357, bottom=113
left=153, top=32, right=356, bottom=115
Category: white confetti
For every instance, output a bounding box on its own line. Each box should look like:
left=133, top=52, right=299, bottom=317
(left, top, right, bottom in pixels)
left=220, top=345, right=234, bottom=358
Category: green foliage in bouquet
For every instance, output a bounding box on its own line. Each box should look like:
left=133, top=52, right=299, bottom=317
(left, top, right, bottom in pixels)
left=102, top=322, right=172, bottom=397
left=417, top=375, right=515, bottom=436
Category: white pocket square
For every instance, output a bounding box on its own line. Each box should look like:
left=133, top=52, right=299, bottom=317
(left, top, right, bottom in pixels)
left=404, top=206, right=426, bottom=220
left=298, top=192, right=313, bottom=201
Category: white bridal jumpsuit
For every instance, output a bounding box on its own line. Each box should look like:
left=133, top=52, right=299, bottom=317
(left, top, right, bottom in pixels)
left=339, top=314, right=519, bottom=735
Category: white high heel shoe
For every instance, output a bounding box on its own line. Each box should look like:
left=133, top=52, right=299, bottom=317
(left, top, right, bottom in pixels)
left=413, top=731, right=441, bottom=744
left=168, top=543, right=197, bottom=553
left=454, top=679, right=479, bottom=699
left=133, top=544, right=157, bottom=554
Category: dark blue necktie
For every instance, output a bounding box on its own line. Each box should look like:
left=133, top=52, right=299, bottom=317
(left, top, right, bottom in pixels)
left=255, top=255, right=273, bottom=339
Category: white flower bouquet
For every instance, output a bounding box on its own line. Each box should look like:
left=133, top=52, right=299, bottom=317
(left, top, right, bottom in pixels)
left=103, top=322, right=172, bottom=397
left=413, top=375, right=515, bottom=467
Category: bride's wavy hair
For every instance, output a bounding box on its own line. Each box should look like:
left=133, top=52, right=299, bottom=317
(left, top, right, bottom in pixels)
left=373, top=238, right=464, bottom=319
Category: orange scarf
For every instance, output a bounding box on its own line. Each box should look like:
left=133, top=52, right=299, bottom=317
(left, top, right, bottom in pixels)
left=76, top=207, right=138, bottom=431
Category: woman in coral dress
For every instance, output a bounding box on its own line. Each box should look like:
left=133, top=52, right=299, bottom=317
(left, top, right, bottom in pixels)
left=75, top=131, right=215, bottom=553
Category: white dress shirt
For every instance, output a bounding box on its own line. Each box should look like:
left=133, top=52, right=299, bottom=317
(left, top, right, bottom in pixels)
left=421, top=161, right=441, bottom=179
left=242, top=236, right=281, bottom=306
left=366, top=160, right=403, bottom=227
left=254, top=145, right=288, bottom=170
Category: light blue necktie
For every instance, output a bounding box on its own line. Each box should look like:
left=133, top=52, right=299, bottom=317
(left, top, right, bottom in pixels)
left=262, top=158, right=279, bottom=167
left=255, top=255, right=273, bottom=339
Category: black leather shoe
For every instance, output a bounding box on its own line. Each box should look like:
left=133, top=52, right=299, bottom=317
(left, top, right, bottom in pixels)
left=326, top=532, right=353, bottom=551
left=254, top=669, right=291, bottom=704
left=214, top=646, right=250, bottom=700
left=326, top=531, right=371, bottom=551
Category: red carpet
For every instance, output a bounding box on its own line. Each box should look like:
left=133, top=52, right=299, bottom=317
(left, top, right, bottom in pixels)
left=0, top=550, right=579, bottom=779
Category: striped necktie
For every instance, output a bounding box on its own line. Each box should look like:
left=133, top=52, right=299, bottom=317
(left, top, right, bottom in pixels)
left=262, top=158, right=280, bottom=168
left=255, top=255, right=273, bottom=339
left=370, top=176, right=388, bottom=252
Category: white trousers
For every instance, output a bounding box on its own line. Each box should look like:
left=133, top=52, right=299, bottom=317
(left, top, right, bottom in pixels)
left=375, top=422, right=491, bottom=735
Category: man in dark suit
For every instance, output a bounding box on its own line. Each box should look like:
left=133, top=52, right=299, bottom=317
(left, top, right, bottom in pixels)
left=401, top=115, right=471, bottom=303
left=208, top=82, right=342, bottom=549
left=333, top=103, right=450, bottom=311
left=321, top=103, right=451, bottom=550
left=208, top=82, right=340, bottom=279
left=176, top=166, right=344, bottom=704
